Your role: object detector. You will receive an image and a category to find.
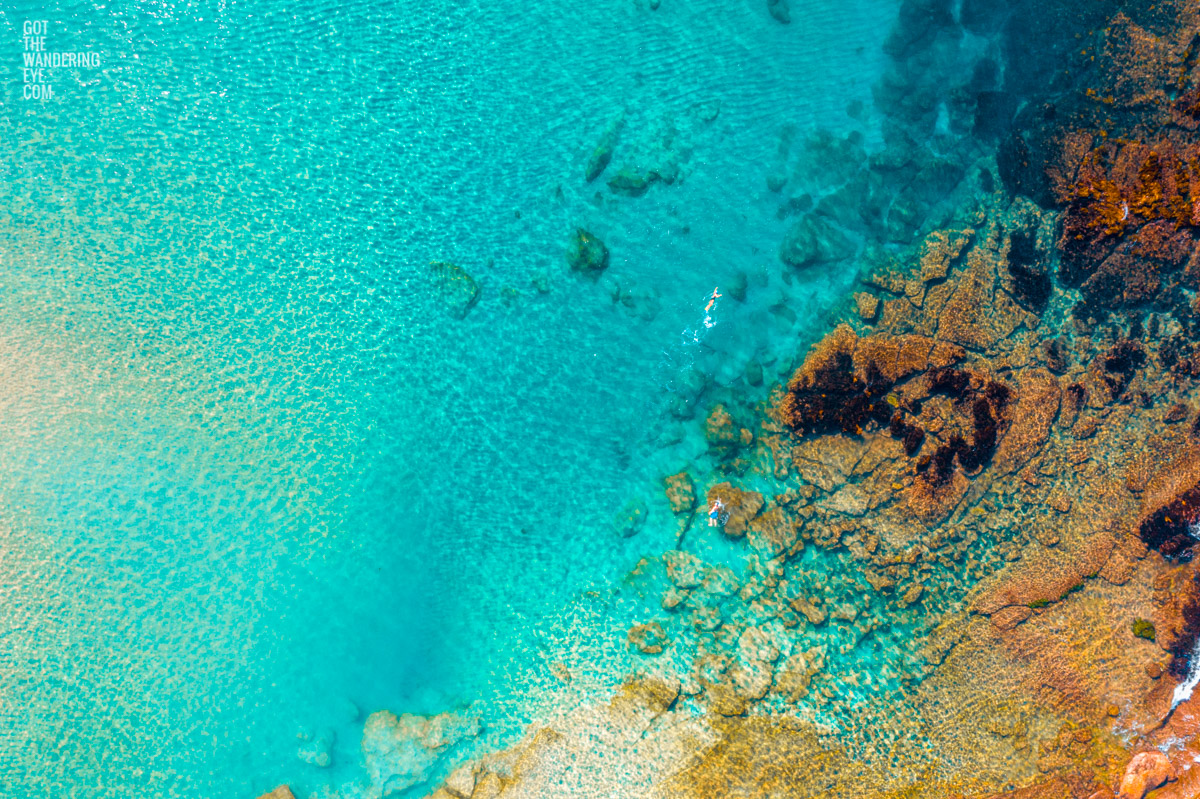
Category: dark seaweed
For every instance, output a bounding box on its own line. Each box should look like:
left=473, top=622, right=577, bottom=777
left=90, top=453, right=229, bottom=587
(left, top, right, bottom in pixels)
left=784, top=352, right=896, bottom=436
left=1006, top=228, right=1053, bottom=311
left=1101, top=339, right=1145, bottom=397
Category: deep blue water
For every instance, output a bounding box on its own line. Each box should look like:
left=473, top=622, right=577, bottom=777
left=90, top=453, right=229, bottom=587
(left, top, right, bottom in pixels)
left=0, top=0, right=898, bottom=796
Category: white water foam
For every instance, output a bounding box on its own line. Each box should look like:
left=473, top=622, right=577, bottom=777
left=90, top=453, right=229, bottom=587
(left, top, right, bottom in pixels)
left=1173, top=638, right=1200, bottom=710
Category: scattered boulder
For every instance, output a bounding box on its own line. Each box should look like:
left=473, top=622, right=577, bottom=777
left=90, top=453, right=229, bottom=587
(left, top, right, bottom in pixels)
left=705, top=404, right=753, bottom=447
left=443, top=763, right=478, bottom=798
left=773, top=647, right=826, bottom=701
left=855, top=292, right=879, bottom=321
left=361, top=710, right=480, bottom=797
left=297, top=728, right=334, bottom=768
left=729, top=658, right=774, bottom=700
left=737, top=626, right=781, bottom=663
left=779, top=214, right=856, bottom=269
left=788, top=596, right=826, bottom=625
left=705, top=682, right=749, bottom=716
left=586, top=114, right=624, bottom=183
left=613, top=498, right=648, bottom=537
left=745, top=359, right=764, bottom=386
left=707, top=483, right=765, bottom=537
left=702, top=566, right=740, bottom=597
left=256, top=788, right=295, bottom=799
left=607, top=166, right=657, bottom=197
left=747, top=505, right=799, bottom=557
left=918, top=228, right=972, bottom=282
left=567, top=228, right=610, bottom=275
left=430, top=261, right=480, bottom=319
left=1116, top=750, right=1174, bottom=799
left=627, top=621, right=670, bottom=654
left=664, top=471, right=696, bottom=514
left=664, top=550, right=705, bottom=589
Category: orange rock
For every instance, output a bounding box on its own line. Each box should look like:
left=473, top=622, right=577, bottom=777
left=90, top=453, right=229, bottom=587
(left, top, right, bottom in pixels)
left=256, top=788, right=296, bottom=799
left=790, top=434, right=869, bottom=491
left=919, top=228, right=973, bottom=282
left=707, top=482, right=764, bottom=537
left=935, top=247, right=1024, bottom=350
left=1152, top=560, right=1200, bottom=657
left=706, top=404, right=753, bottom=447
left=781, top=324, right=964, bottom=401
left=761, top=434, right=791, bottom=479
left=705, top=681, right=749, bottom=716
left=855, top=292, right=879, bottom=321
left=627, top=621, right=669, bottom=654
left=904, top=469, right=969, bottom=526
left=991, top=605, right=1033, bottom=630
left=1137, top=445, right=1200, bottom=558
left=664, top=471, right=696, bottom=514
left=993, top=368, right=1061, bottom=475
left=1058, top=137, right=1200, bottom=309
left=746, top=505, right=799, bottom=557
left=1116, top=750, right=1173, bottom=799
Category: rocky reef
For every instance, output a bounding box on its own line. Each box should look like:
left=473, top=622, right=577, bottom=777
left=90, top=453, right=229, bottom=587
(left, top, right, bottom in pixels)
left=262, top=1, right=1200, bottom=797
left=418, top=179, right=1200, bottom=799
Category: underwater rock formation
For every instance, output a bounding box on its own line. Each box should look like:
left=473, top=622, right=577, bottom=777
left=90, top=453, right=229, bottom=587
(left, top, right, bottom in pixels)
left=613, top=498, right=647, bottom=538
left=778, top=214, right=856, bottom=270
left=388, top=5, right=1200, bottom=799
left=663, top=470, right=696, bottom=514
left=430, top=261, right=481, bottom=319
left=363, top=710, right=480, bottom=796
left=585, top=113, right=623, bottom=183
left=566, top=228, right=609, bottom=275
left=627, top=621, right=669, bottom=654
left=255, top=788, right=295, bottom=799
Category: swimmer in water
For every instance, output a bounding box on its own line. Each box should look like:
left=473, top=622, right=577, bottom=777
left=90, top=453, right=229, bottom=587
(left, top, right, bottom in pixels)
left=708, top=498, right=725, bottom=527
left=705, top=287, right=721, bottom=313
left=703, top=287, right=721, bottom=329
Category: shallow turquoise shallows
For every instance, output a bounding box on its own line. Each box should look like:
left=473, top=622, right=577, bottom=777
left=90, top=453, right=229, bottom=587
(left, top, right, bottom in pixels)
left=0, top=0, right=895, bottom=795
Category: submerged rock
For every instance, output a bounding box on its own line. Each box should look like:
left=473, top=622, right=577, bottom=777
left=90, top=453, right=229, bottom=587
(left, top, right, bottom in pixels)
left=361, top=710, right=480, bottom=796
left=745, top=359, right=764, bottom=386
left=607, top=166, right=657, bottom=197
left=705, top=404, right=753, bottom=447
left=664, top=549, right=705, bottom=588
left=566, top=228, right=610, bottom=275
left=664, top=471, right=696, bottom=514
left=430, top=261, right=480, bottom=319
left=706, top=483, right=764, bottom=537
left=296, top=728, right=334, bottom=768
left=256, top=788, right=295, bottom=799
left=778, top=214, right=855, bottom=269
left=627, top=621, right=669, bottom=654
left=613, top=498, right=648, bottom=537
left=585, top=113, right=624, bottom=183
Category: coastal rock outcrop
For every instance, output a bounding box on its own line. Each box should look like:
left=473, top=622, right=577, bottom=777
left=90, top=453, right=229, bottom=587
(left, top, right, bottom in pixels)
left=362, top=710, right=479, bottom=796
left=430, top=261, right=481, bottom=319
left=566, top=228, right=610, bottom=275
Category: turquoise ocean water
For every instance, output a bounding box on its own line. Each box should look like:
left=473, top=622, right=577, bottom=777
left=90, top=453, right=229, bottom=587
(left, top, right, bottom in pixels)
left=0, top=1, right=900, bottom=796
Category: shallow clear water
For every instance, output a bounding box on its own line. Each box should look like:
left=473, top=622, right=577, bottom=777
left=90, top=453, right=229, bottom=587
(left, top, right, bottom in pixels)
left=0, top=0, right=899, bottom=796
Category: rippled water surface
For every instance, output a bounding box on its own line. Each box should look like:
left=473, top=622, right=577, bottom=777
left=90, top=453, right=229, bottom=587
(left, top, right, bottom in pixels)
left=0, top=0, right=897, bottom=795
